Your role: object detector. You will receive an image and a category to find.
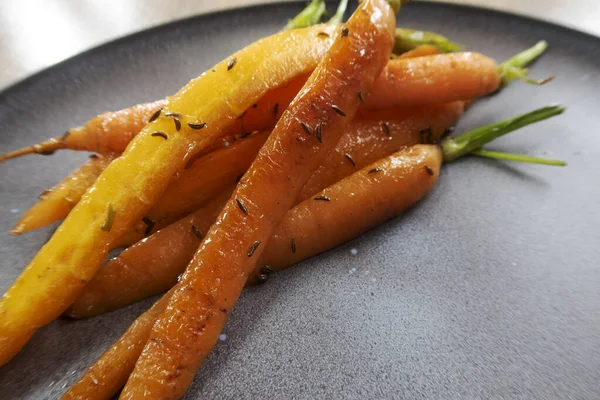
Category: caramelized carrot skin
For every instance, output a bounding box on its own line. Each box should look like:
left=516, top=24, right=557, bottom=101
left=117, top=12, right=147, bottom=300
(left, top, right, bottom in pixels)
left=68, top=102, right=463, bottom=318
left=366, top=52, right=500, bottom=109
left=120, top=1, right=396, bottom=397
left=64, top=144, right=441, bottom=400
left=0, top=23, right=338, bottom=366
left=147, top=132, right=268, bottom=222
left=257, top=145, right=442, bottom=275
left=66, top=191, right=231, bottom=318
left=298, top=102, right=463, bottom=202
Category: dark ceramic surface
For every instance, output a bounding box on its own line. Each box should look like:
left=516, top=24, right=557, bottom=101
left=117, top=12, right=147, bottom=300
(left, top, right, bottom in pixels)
left=0, top=2, right=598, bottom=399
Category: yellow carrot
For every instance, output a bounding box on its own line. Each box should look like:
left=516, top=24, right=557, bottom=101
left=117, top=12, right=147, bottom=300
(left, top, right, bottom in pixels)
left=120, top=0, right=396, bottom=397
left=0, top=23, right=339, bottom=366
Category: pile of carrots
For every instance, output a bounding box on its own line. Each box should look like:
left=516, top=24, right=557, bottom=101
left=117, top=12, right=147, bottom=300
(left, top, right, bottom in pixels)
left=0, top=0, right=566, bottom=398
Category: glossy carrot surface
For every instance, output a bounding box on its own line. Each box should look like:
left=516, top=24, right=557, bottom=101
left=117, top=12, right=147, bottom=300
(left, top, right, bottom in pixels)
left=66, top=144, right=441, bottom=400
left=0, top=23, right=338, bottom=366
left=68, top=102, right=462, bottom=318
left=1, top=50, right=490, bottom=163
left=120, top=1, right=395, bottom=397
left=366, top=52, right=500, bottom=109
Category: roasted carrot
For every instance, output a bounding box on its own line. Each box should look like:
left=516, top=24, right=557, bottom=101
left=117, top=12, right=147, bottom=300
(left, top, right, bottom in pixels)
left=0, top=101, right=165, bottom=163
left=129, top=102, right=464, bottom=246
left=367, top=52, right=500, bottom=110
left=297, top=102, right=462, bottom=203
left=67, top=191, right=232, bottom=319
left=120, top=1, right=396, bottom=397
left=61, top=289, right=176, bottom=400
left=397, top=44, right=440, bottom=58
left=64, top=145, right=441, bottom=400
left=147, top=132, right=269, bottom=222
left=10, top=154, right=117, bottom=235
left=67, top=102, right=463, bottom=318
left=0, top=23, right=341, bottom=366
left=68, top=104, right=566, bottom=319
left=0, top=38, right=546, bottom=164
left=0, top=54, right=474, bottom=163
left=64, top=104, right=566, bottom=399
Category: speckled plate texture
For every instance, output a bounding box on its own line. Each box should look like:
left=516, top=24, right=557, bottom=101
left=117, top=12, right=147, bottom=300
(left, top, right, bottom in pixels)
left=0, top=1, right=599, bottom=399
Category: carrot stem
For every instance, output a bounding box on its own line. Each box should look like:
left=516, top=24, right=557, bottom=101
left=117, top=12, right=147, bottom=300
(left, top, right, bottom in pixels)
left=471, top=149, right=566, bottom=166
left=327, top=0, right=348, bottom=24
left=499, top=41, right=553, bottom=87
left=284, top=0, right=327, bottom=30
left=441, top=105, right=566, bottom=163
left=394, top=28, right=462, bottom=54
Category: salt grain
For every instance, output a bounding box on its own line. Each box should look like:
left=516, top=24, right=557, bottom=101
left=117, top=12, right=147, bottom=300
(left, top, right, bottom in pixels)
left=219, top=334, right=227, bottom=341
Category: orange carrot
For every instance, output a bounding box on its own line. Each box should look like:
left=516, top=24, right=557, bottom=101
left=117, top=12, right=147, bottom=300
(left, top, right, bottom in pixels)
left=65, top=103, right=568, bottom=399
left=1, top=51, right=498, bottom=163
left=366, top=52, right=500, bottom=109
left=146, top=132, right=268, bottom=222
left=67, top=102, right=463, bottom=318
left=120, top=1, right=396, bottom=397
left=297, top=102, right=463, bottom=202
left=65, top=143, right=441, bottom=400
left=10, top=154, right=117, bottom=235
left=66, top=191, right=231, bottom=319
left=397, top=43, right=440, bottom=58
left=0, top=23, right=340, bottom=366
left=0, top=101, right=165, bottom=163
left=61, top=289, right=175, bottom=400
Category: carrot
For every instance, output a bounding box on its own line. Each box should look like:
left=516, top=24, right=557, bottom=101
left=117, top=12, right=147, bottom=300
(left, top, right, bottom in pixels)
left=126, top=102, right=464, bottom=247
left=64, top=104, right=567, bottom=399
left=67, top=102, right=463, bottom=318
left=61, top=289, right=176, bottom=400
left=145, top=131, right=269, bottom=223
left=367, top=52, right=500, bottom=110
left=0, top=101, right=165, bottom=163
left=0, top=55, right=469, bottom=163
left=397, top=43, right=440, bottom=58
left=297, top=102, right=462, bottom=203
left=0, top=23, right=341, bottom=366
left=7, top=78, right=461, bottom=237
left=67, top=191, right=232, bottom=319
left=120, top=1, right=396, bottom=397
left=0, top=38, right=547, bottom=164
left=64, top=144, right=440, bottom=400
left=10, top=154, right=117, bottom=235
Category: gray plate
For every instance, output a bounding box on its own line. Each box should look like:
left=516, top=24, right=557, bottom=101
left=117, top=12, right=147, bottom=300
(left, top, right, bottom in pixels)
left=1, top=2, right=599, bottom=399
